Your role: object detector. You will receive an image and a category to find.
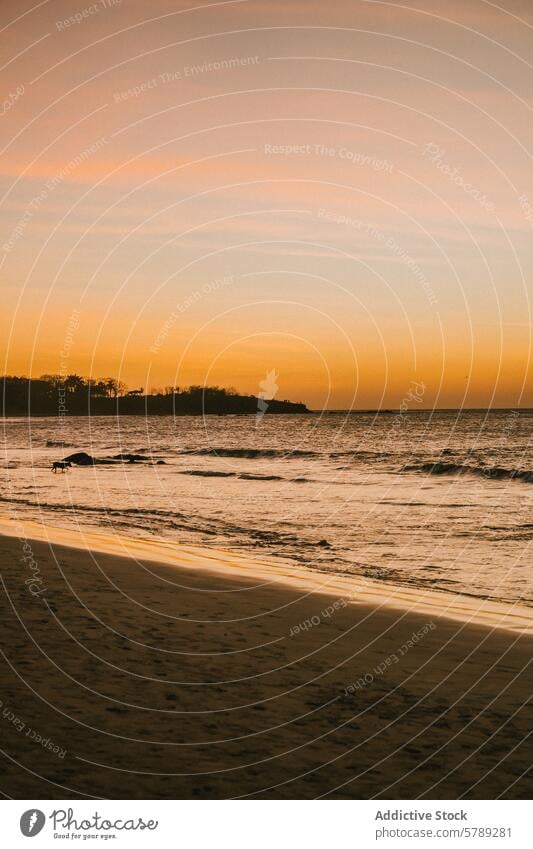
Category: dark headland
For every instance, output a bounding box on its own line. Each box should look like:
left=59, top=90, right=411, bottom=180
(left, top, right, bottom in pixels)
left=1, top=375, right=309, bottom=416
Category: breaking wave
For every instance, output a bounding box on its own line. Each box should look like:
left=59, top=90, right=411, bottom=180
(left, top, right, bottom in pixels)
left=403, top=461, right=533, bottom=483
left=178, top=447, right=319, bottom=459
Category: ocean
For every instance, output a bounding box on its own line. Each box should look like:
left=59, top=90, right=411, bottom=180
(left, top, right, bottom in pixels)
left=1, top=410, right=531, bottom=606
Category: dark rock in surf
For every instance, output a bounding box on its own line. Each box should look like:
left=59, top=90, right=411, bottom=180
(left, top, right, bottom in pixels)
left=63, top=452, right=95, bottom=466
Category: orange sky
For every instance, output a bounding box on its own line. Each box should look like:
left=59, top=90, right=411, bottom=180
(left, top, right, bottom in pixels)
left=1, top=0, right=532, bottom=408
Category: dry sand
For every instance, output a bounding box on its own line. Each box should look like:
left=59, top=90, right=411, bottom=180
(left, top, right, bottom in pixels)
left=0, top=526, right=531, bottom=799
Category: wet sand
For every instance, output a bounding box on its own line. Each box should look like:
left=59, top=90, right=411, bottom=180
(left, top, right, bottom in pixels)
left=0, top=527, right=531, bottom=799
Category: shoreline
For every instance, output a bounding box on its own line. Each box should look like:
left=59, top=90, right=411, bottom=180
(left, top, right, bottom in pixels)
left=0, top=514, right=532, bottom=635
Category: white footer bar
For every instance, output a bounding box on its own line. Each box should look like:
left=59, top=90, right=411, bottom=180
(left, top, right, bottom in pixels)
left=2, top=799, right=530, bottom=848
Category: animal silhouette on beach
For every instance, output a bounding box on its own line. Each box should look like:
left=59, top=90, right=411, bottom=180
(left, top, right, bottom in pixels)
left=51, top=461, right=71, bottom=473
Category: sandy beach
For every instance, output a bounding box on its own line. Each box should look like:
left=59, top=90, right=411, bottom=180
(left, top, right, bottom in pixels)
left=0, top=520, right=531, bottom=800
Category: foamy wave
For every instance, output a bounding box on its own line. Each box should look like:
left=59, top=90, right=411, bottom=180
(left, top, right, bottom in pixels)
left=403, top=461, right=533, bottom=483
left=178, top=447, right=319, bottom=459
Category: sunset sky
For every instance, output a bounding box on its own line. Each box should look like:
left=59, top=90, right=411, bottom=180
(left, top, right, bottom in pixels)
left=1, top=0, right=532, bottom=409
